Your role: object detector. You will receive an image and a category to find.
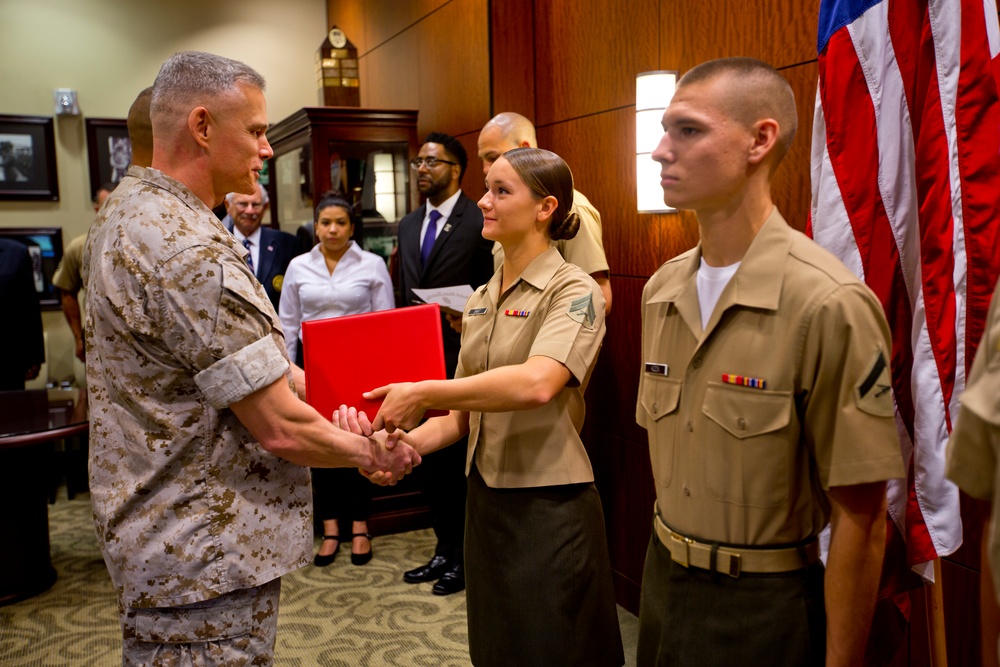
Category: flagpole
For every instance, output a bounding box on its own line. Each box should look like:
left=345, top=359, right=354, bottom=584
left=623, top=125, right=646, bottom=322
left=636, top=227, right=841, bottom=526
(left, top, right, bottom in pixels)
left=925, top=559, right=948, bottom=666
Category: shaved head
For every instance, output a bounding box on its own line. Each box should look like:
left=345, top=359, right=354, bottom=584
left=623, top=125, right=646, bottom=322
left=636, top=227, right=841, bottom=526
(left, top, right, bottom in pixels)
left=678, top=57, right=797, bottom=168
left=478, top=112, right=538, bottom=176
left=482, top=112, right=537, bottom=148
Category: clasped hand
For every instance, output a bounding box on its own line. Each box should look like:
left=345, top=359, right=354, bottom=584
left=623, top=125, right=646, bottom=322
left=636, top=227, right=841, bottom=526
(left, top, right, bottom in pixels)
left=331, top=404, right=420, bottom=485
left=363, top=382, right=425, bottom=433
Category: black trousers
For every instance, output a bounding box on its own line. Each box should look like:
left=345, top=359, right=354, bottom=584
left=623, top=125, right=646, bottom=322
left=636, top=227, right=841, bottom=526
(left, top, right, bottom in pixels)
left=637, top=532, right=826, bottom=667
left=311, top=467, right=372, bottom=528
left=422, top=434, right=468, bottom=563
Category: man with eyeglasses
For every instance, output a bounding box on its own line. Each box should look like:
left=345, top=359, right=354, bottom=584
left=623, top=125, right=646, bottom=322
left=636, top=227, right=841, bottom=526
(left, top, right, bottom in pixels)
left=225, top=182, right=300, bottom=312
left=395, top=132, right=494, bottom=596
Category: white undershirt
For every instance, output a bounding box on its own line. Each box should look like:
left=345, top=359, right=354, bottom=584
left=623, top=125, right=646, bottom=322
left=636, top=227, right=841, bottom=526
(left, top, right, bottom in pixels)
left=696, top=258, right=740, bottom=330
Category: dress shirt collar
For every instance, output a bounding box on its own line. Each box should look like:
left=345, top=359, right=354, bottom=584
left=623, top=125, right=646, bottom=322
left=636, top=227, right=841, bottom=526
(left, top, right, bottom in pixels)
left=232, top=225, right=262, bottom=246
left=426, top=189, right=461, bottom=223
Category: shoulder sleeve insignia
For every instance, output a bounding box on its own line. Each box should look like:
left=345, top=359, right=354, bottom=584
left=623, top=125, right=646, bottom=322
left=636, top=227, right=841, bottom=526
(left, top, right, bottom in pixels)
left=855, top=347, right=895, bottom=417
left=567, top=293, right=596, bottom=330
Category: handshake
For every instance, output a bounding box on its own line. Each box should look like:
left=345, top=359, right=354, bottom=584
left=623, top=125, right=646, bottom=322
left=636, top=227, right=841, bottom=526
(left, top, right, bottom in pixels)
left=330, top=403, right=421, bottom=487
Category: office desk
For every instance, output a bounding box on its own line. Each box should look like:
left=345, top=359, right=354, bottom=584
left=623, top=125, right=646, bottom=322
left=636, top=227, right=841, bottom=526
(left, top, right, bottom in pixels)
left=0, top=388, right=88, bottom=606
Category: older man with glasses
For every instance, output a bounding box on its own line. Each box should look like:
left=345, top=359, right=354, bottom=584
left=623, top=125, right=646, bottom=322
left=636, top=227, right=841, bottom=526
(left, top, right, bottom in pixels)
left=225, top=182, right=301, bottom=312
left=395, top=132, right=494, bottom=596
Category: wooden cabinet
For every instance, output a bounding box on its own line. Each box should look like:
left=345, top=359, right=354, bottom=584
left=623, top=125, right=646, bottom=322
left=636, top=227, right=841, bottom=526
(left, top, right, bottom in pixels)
left=265, top=107, right=419, bottom=266
left=266, top=107, right=429, bottom=535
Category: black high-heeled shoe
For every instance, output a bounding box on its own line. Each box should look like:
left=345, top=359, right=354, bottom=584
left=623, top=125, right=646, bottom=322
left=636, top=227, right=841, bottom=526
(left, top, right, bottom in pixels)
left=350, top=533, right=373, bottom=566
left=313, top=535, right=341, bottom=567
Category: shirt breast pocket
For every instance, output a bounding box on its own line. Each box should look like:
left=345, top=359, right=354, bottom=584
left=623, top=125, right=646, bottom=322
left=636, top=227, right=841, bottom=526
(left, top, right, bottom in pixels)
left=220, top=263, right=278, bottom=325
left=702, top=382, right=793, bottom=508
left=640, top=375, right=682, bottom=488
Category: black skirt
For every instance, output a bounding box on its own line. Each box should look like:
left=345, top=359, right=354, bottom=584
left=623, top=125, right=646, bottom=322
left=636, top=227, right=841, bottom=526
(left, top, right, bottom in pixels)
left=465, top=465, right=624, bottom=667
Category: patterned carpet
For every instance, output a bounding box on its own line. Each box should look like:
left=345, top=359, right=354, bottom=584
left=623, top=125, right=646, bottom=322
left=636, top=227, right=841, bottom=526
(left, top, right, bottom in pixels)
left=0, top=489, right=638, bottom=666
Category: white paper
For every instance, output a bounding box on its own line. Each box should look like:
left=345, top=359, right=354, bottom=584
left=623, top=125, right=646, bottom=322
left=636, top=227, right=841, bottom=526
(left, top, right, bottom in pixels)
left=412, top=285, right=474, bottom=315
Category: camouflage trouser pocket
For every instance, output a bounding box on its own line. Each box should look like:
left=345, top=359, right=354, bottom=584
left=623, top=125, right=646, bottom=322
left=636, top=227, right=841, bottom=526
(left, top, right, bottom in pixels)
left=122, top=579, right=280, bottom=667
left=133, top=598, right=253, bottom=643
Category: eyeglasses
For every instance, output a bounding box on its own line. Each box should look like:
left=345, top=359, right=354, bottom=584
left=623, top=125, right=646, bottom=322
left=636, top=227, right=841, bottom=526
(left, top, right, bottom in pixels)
left=234, top=201, right=265, bottom=210
left=409, top=157, right=458, bottom=170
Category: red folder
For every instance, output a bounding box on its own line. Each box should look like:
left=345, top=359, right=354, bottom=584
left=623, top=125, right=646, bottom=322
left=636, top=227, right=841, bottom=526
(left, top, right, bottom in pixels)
left=301, top=303, right=447, bottom=422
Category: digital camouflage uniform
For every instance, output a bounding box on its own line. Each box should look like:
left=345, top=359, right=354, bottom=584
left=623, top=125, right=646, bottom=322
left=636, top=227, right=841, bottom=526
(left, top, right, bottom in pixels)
left=83, top=165, right=311, bottom=664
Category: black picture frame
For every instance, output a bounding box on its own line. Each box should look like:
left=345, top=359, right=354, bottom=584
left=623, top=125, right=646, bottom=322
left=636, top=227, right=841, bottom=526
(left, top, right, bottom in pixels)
left=0, top=115, right=59, bottom=201
left=0, top=227, right=64, bottom=309
left=85, top=118, right=131, bottom=201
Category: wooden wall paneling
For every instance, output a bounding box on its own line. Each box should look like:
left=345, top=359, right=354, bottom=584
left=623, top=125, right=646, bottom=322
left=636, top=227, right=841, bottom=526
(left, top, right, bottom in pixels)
left=361, top=0, right=423, bottom=51
left=941, top=559, right=983, bottom=667
left=416, top=0, right=491, bottom=140
left=533, top=0, right=659, bottom=126
left=656, top=210, right=700, bottom=266
left=537, top=109, right=663, bottom=278
left=772, top=62, right=817, bottom=234
left=583, top=426, right=656, bottom=613
left=948, top=492, right=989, bottom=571
left=360, top=27, right=421, bottom=111
left=451, top=130, right=487, bottom=203
left=659, top=0, right=819, bottom=73
left=586, top=276, right=648, bottom=448
left=489, top=0, right=535, bottom=117
left=326, top=0, right=368, bottom=54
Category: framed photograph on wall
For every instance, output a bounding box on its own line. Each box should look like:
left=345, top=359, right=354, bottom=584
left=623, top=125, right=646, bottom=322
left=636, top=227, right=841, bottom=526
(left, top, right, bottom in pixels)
left=85, top=118, right=131, bottom=201
left=0, top=227, right=64, bottom=309
left=0, top=115, right=59, bottom=201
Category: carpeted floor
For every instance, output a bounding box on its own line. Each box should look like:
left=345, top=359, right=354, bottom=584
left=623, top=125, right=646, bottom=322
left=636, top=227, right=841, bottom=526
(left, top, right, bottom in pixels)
left=0, top=489, right=638, bottom=666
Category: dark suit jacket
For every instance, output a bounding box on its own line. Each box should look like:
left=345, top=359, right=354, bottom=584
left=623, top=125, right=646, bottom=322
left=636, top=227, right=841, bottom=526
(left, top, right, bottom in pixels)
left=397, top=193, right=494, bottom=377
left=0, top=239, right=44, bottom=389
left=228, top=224, right=301, bottom=313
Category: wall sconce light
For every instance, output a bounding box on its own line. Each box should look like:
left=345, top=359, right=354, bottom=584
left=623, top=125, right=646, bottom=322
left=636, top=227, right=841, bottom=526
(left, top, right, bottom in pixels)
left=54, top=88, right=80, bottom=116
left=636, top=71, right=676, bottom=213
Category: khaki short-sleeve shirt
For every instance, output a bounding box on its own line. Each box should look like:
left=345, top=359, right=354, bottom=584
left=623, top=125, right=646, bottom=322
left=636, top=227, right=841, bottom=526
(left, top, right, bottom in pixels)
left=53, top=232, right=86, bottom=295
left=492, top=189, right=610, bottom=276
left=636, top=209, right=904, bottom=545
left=84, top=166, right=311, bottom=609
left=458, top=246, right=606, bottom=488
left=947, top=285, right=1000, bottom=598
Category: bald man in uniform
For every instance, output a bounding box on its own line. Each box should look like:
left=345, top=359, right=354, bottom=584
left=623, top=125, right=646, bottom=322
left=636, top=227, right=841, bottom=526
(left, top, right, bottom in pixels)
left=636, top=57, right=905, bottom=666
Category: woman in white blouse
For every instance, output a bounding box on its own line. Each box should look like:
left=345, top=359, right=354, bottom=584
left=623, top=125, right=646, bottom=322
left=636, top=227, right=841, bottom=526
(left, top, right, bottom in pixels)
left=279, top=194, right=394, bottom=567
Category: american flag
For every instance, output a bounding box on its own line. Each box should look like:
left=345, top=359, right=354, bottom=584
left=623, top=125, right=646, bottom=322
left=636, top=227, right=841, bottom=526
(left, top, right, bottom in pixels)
left=810, top=0, right=1000, bottom=598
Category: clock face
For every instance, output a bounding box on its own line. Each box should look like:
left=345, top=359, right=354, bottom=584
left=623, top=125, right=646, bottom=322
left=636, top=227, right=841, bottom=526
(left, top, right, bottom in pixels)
left=329, top=28, right=347, bottom=49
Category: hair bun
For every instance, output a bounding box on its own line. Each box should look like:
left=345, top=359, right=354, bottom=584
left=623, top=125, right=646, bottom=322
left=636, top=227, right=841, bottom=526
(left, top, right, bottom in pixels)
left=550, top=210, right=580, bottom=241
